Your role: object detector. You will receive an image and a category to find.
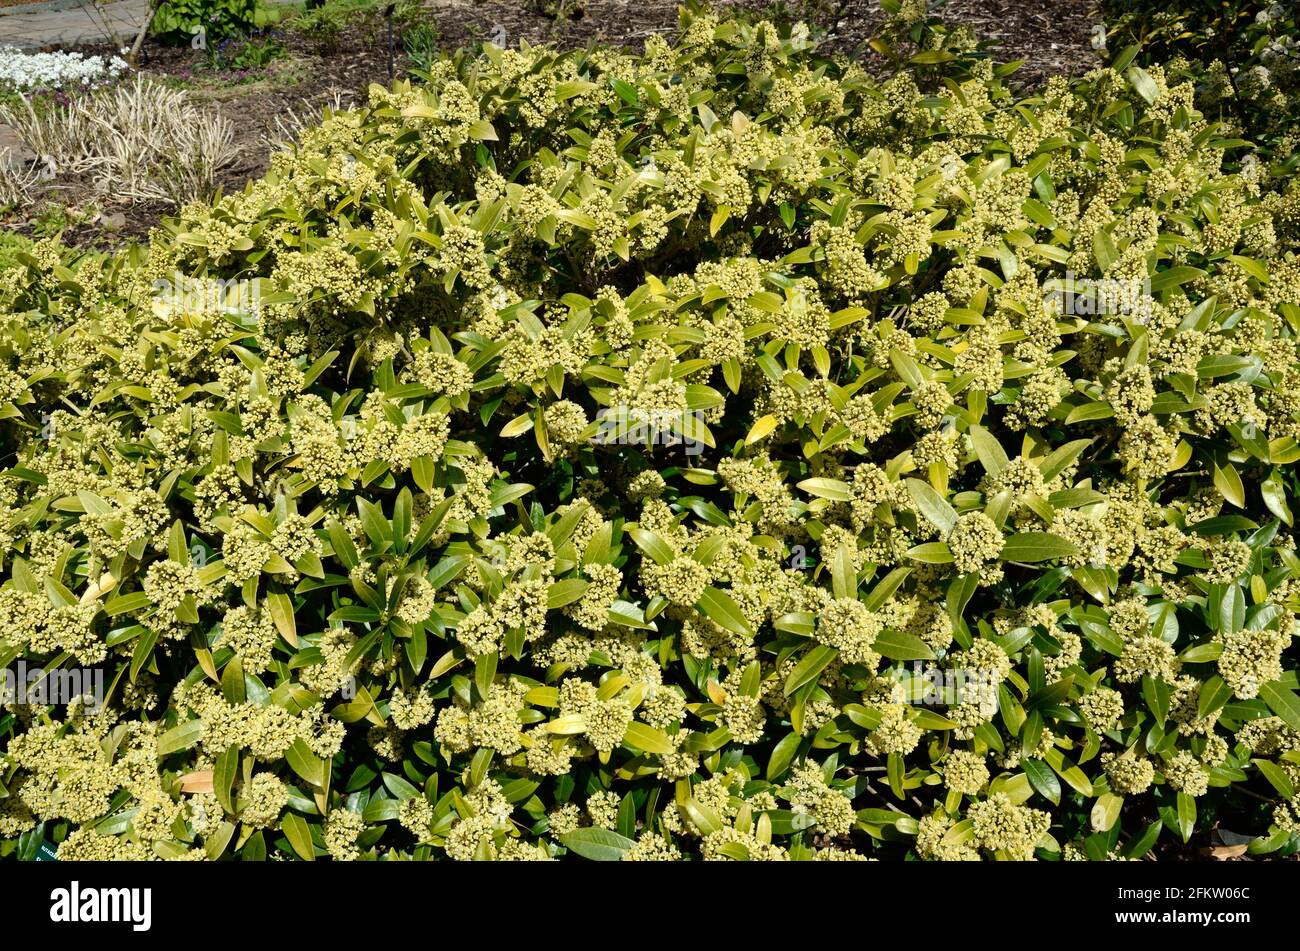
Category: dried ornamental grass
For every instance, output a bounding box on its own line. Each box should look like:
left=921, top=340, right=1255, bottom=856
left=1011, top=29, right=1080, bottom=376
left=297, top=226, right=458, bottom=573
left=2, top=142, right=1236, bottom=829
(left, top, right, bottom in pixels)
left=0, top=76, right=240, bottom=208
left=1, top=3, right=1300, bottom=861
left=0, top=151, right=42, bottom=209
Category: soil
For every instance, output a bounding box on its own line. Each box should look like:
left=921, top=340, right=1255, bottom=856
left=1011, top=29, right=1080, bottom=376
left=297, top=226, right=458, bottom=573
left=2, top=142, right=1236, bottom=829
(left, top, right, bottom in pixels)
left=3, top=0, right=1104, bottom=251
left=382, top=0, right=1102, bottom=87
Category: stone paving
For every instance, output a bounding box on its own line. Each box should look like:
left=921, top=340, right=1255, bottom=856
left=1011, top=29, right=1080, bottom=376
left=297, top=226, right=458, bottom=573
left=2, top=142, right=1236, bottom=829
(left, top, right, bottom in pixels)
left=0, top=0, right=152, bottom=50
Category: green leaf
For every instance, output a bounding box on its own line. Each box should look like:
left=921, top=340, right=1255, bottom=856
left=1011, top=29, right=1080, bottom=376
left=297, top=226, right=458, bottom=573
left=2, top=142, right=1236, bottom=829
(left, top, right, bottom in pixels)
left=546, top=578, right=590, bottom=609
left=560, top=827, right=636, bottom=861
left=487, top=482, right=534, bottom=508
left=1122, top=819, right=1163, bottom=859
left=1000, top=532, right=1078, bottom=563
left=1218, top=585, right=1245, bottom=635
left=628, top=527, right=675, bottom=566
left=1126, top=65, right=1159, bottom=104
left=906, top=541, right=954, bottom=564
left=1066, top=401, right=1115, bottom=424
left=910, top=49, right=955, bottom=64
left=286, top=737, right=326, bottom=789
left=1261, top=470, right=1293, bottom=526
left=475, top=651, right=498, bottom=698
left=1259, top=681, right=1300, bottom=732
left=608, top=600, right=653, bottom=629
left=241, top=831, right=266, bottom=861
left=363, top=797, right=400, bottom=823
left=1037, top=439, right=1092, bottom=483
left=356, top=497, right=391, bottom=548
left=679, top=798, right=724, bottom=835
left=709, top=205, right=731, bottom=238
left=1111, top=44, right=1140, bottom=71
left=205, top=821, right=236, bottom=861
left=282, top=812, right=315, bottom=861
left=766, top=732, right=801, bottom=781
left=265, top=589, right=297, bottom=648
left=214, top=745, right=239, bottom=814
left=1175, top=791, right=1196, bottom=843
left=1148, top=265, right=1206, bottom=293
left=863, top=567, right=912, bottom=612
left=622, top=722, right=674, bottom=755
left=784, top=645, right=838, bottom=696
left=1213, top=461, right=1246, bottom=509
left=130, top=627, right=160, bottom=683
left=610, top=78, right=639, bottom=105
left=382, top=772, right=420, bottom=800
left=157, top=720, right=203, bottom=756
left=468, top=119, right=498, bottom=141
left=427, top=554, right=469, bottom=591
left=1023, top=757, right=1061, bottom=806
left=103, top=591, right=151, bottom=616
left=969, top=425, right=1008, bottom=476
left=1021, top=709, right=1043, bottom=760
left=1143, top=675, right=1171, bottom=724
left=1249, top=829, right=1291, bottom=855
left=1091, top=792, right=1123, bottom=832
left=887, top=752, right=905, bottom=799
left=947, top=572, right=978, bottom=627
left=797, top=477, right=854, bottom=502
left=1197, top=676, right=1233, bottom=719
left=906, top=478, right=957, bottom=534
left=1197, top=355, right=1256, bottom=379
left=1253, top=759, right=1295, bottom=800
left=327, top=520, right=360, bottom=570
left=830, top=541, right=856, bottom=600
left=1092, top=228, right=1118, bottom=272
left=1044, top=748, right=1093, bottom=796
left=872, top=629, right=936, bottom=661
left=697, top=586, right=753, bottom=638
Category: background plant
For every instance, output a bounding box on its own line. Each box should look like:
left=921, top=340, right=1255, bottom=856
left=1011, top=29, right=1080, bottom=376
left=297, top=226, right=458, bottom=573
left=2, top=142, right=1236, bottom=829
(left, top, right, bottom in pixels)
left=150, top=0, right=266, bottom=46
left=1102, top=0, right=1300, bottom=159
left=202, top=30, right=287, bottom=73
left=293, top=0, right=371, bottom=54
left=0, top=47, right=128, bottom=92
left=403, top=21, right=441, bottom=76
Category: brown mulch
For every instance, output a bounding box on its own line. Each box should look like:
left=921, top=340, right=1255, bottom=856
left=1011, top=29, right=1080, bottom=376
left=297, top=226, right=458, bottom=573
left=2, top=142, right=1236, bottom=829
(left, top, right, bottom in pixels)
left=417, top=0, right=785, bottom=50
left=416, top=0, right=1103, bottom=88
left=932, top=0, right=1102, bottom=88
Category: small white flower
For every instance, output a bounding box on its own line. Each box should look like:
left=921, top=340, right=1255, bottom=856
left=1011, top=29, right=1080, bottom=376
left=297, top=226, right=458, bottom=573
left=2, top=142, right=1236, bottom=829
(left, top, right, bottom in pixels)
left=1256, top=4, right=1282, bottom=25
left=0, top=46, right=128, bottom=91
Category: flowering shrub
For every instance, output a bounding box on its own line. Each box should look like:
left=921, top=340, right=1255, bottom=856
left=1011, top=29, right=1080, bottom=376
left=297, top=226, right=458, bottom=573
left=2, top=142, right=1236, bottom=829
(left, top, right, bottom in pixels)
left=0, top=47, right=128, bottom=92
left=1102, top=0, right=1300, bottom=158
left=0, top=232, right=31, bottom=271
left=2, top=3, right=1300, bottom=861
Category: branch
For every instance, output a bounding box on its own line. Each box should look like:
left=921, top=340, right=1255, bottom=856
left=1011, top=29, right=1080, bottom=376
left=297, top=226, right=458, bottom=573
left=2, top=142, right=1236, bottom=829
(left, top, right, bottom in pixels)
left=128, top=0, right=163, bottom=67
